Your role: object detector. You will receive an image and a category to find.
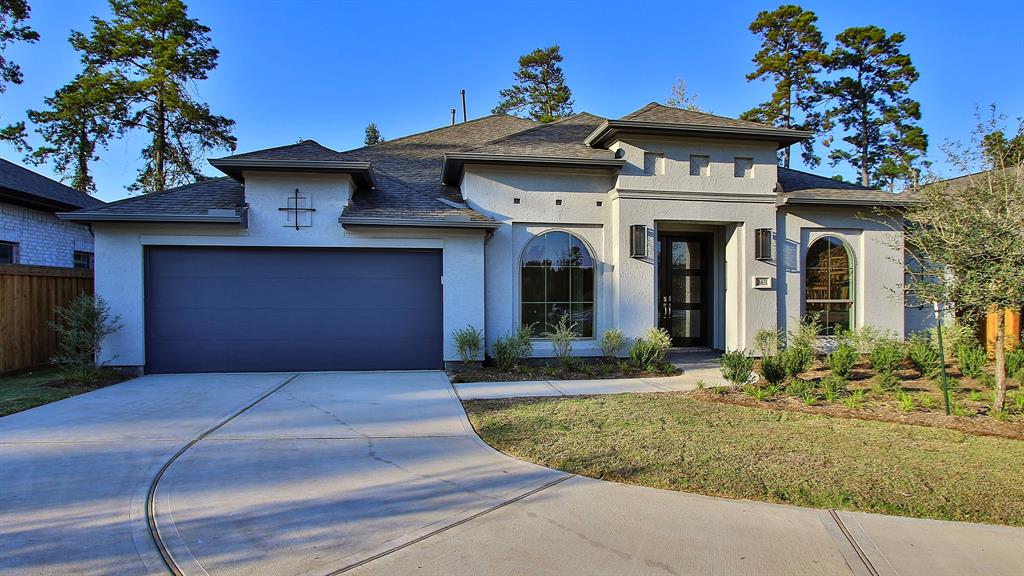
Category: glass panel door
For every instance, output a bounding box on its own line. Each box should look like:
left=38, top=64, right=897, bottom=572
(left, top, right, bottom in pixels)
left=660, top=236, right=709, bottom=347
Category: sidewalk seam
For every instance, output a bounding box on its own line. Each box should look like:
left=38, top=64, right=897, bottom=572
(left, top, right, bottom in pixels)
left=828, top=509, right=880, bottom=576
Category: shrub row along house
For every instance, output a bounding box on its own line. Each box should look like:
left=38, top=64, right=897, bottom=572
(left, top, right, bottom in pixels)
left=1, top=159, right=103, bottom=269
left=62, top=103, right=924, bottom=374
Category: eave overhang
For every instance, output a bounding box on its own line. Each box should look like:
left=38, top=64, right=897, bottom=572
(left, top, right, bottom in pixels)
left=209, top=158, right=376, bottom=189
left=776, top=195, right=919, bottom=208
left=441, top=152, right=626, bottom=185
left=58, top=210, right=246, bottom=225
left=339, top=215, right=500, bottom=230
left=584, top=120, right=812, bottom=149
left=0, top=186, right=98, bottom=213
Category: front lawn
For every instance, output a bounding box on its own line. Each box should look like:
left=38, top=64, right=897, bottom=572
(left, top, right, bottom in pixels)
left=0, top=367, right=127, bottom=417
left=465, top=393, right=1024, bottom=526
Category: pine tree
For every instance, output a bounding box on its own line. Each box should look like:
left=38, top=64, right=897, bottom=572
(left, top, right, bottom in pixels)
left=0, top=0, right=39, bottom=151
left=823, top=26, right=925, bottom=188
left=69, top=0, right=236, bottom=193
left=364, top=123, right=385, bottom=145
left=27, top=70, right=124, bottom=193
left=666, top=77, right=703, bottom=112
left=740, top=4, right=827, bottom=168
left=493, top=46, right=573, bottom=123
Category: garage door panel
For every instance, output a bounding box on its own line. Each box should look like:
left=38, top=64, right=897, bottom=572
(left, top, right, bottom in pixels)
left=148, top=306, right=443, bottom=341
left=149, top=277, right=440, bottom=310
left=145, top=247, right=443, bottom=373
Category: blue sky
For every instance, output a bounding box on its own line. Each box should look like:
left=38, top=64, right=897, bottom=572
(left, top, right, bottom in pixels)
left=2, top=0, right=1022, bottom=202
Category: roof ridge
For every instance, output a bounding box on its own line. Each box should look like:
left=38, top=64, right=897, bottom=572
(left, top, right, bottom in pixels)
left=457, top=112, right=606, bottom=154
left=338, top=114, right=536, bottom=155
left=75, top=177, right=236, bottom=212
left=624, top=102, right=780, bottom=131
left=216, top=139, right=336, bottom=160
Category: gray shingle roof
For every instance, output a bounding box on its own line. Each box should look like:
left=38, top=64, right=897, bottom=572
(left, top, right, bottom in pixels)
left=0, top=158, right=104, bottom=210
left=336, top=115, right=536, bottom=223
left=216, top=139, right=339, bottom=162
left=620, top=102, right=779, bottom=131
left=460, top=113, right=612, bottom=160
left=777, top=167, right=916, bottom=206
left=61, top=177, right=243, bottom=221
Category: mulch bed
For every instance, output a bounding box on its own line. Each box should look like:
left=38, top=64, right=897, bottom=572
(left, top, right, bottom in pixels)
left=449, top=363, right=679, bottom=383
left=690, top=387, right=1024, bottom=441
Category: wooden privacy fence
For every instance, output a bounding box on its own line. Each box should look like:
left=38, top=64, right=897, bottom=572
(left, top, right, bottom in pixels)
left=0, top=265, right=94, bottom=374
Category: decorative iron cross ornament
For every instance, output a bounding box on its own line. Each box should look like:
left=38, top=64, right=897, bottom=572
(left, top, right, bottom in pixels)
left=278, top=188, right=316, bottom=230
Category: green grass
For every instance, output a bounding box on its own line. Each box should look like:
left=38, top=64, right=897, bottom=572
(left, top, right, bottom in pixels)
left=0, top=367, right=120, bottom=417
left=465, top=394, right=1024, bottom=526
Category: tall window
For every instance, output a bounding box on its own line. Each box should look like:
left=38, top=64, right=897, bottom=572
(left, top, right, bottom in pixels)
left=521, top=231, right=594, bottom=337
left=804, top=236, right=854, bottom=335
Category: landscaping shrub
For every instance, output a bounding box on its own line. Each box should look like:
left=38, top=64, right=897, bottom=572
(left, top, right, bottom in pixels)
left=629, top=328, right=672, bottom=371
left=51, top=294, right=122, bottom=381
left=908, top=332, right=942, bottom=379
left=826, top=344, right=858, bottom=379
left=875, top=371, right=901, bottom=392
left=842, top=389, right=866, bottom=409
left=452, top=325, right=484, bottom=364
left=754, top=328, right=782, bottom=357
left=719, top=349, right=755, bottom=385
left=1006, top=348, right=1024, bottom=382
left=870, top=338, right=905, bottom=375
left=550, top=316, right=579, bottom=369
left=931, top=319, right=975, bottom=358
left=956, top=339, right=987, bottom=379
left=759, top=355, right=787, bottom=386
left=819, top=374, right=847, bottom=402
left=788, top=313, right=823, bottom=356
left=895, top=390, right=916, bottom=412
left=599, top=329, right=626, bottom=360
left=492, top=324, right=535, bottom=372
left=836, top=325, right=889, bottom=354
left=785, top=378, right=813, bottom=398
left=977, top=373, right=996, bottom=390
left=779, top=345, right=813, bottom=378
left=743, top=384, right=773, bottom=401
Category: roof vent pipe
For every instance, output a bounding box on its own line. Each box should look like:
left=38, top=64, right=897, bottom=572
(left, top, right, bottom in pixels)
left=451, top=108, right=456, bottom=126
left=461, top=89, right=467, bottom=123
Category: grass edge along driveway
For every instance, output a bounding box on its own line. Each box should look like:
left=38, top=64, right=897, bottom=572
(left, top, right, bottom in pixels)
left=464, top=393, right=1024, bottom=527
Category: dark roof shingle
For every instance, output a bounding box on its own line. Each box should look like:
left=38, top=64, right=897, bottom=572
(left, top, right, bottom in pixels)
left=0, top=158, right=104, bottom=210
left=621, top=102, right=782, bottom=131
left=777, top=167, right=915, bottom=206
left=460, top=113, right=612, bottom=160
left=62, top=177, right=243, bottom=220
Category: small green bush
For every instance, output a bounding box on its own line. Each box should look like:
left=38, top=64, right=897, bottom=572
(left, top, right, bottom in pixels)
left=931, top=319, right=975, bottom=358
left=492, top=324, right=535, bottom=371
left=895, top=390, right=915, bottom=412
left=908, top=332, right=942, bottom=379
left=629, top=328, right=672, bottom=371
left=51, top=294, right=122, bottom=381
left=870, top=338, right=905, bottom=375
left=826, top=344, right=858, bottom=379
left=918, top=394, right=939, bottom=410
left=759, top=355, right=787, bottom=386
left=720, top=349, right=755, bottom=385
left=875, top=371, right=901, bottom=392
left=743, top=384, right=774, bottom=401
left=836, top=325, right=890, bottom=354
left=1013, top=393, right=1024, bottom=412
left=599, top=329, right=626, bottom=359
left=819, top=374, right=848, bottom=402
left=955, top=339, right=987, bottom=379
left=785, top=378, right=813, bottom=398
left=788, top=313, right=823, bottom=355
left=976, top=373, right=996, bottom=390
left=452, top=325, right=484, bottom=364
left=754, top=328, right=782, bottom=357
left=779, top=345, right=813, bottom=378
left=1006, top=348, right=1024, bottom=382
left=550, top=315, right=579, bottom=369
left=801, top=390, right=818, bottom=405
left=842, top=389, right=866, bottom=409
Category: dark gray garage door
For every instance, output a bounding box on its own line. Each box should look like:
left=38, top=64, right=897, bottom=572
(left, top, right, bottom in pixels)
left=145, top=246, right=443, bottom=373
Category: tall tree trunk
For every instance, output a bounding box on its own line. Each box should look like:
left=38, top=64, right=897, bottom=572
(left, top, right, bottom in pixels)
left=75, top=121, right=90, bottom=193
left=783, top=88, right=792, bottom=169
left=994, top=307, right=1007, bottom=411
left=154, top=90, right=166, bottom=193
left=860, top=110, right=869, bottom=187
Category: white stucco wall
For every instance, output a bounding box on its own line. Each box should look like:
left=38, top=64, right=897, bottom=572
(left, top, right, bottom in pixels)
left=93, top=172, right=487, bottom=368
left=0, top=201, right=94, bottom=267
left=776, top=206, right=906, bottom=339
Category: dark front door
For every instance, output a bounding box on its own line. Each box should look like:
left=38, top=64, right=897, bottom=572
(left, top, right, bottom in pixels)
left=659, top=235, right=710, bottom=347
left=144, top=246, right=443, bottom=373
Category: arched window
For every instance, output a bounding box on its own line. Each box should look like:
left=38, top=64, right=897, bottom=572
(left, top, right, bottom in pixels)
left=521, top=231, right=594, bottom=337
left=805, top=236, right=854, bottom=335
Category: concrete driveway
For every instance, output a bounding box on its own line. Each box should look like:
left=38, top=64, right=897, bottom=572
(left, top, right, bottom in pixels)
left=2, top=371, right=1022, bottom=576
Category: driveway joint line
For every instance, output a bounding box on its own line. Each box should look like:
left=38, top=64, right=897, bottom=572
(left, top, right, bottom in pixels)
left=145, top=372, right=301, bottom=576
left=828, top=509, right=880, bottom=576
left=326, top=473, right=575, bottom=574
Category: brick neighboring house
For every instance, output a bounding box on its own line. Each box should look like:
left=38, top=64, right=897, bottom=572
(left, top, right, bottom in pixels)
left=0, top=158, right=104, bottom=268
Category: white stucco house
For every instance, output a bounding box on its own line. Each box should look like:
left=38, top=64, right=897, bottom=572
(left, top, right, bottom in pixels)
left=62, top=103, right=919, bottom=374
left=1, top=158, right=103, bottom=268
